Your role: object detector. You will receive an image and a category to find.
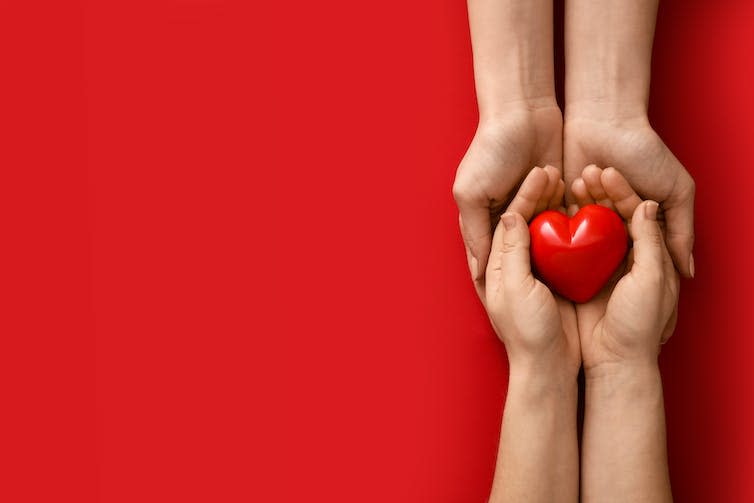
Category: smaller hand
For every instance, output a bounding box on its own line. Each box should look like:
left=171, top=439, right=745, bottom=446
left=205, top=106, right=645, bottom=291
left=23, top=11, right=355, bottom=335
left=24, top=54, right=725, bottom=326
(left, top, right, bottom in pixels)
left=571, top=166, right=680, bottom=372
left=485, top=167, right=579, bottom=377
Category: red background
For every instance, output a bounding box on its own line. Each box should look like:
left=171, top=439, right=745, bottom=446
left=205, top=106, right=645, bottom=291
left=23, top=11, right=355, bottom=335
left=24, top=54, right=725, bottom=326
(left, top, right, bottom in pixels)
left=2, top=0, right=753, bottom=501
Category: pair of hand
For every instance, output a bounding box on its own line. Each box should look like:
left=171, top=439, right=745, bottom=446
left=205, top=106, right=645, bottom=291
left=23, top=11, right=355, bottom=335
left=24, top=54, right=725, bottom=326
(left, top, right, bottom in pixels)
left=482, top=165, right=679, bottom=377
left=453, top=107, right=696, bottom=286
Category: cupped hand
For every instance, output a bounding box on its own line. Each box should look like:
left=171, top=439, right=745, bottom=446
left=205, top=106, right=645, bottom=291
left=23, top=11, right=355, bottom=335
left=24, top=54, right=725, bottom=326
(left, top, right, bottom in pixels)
left=485, top=167, right=580, bottom=376
left=564, top=115, right=695, bottom=278
left=571, top=166, right=680, bottom=372
left=453, top=103, right=563, bottom=291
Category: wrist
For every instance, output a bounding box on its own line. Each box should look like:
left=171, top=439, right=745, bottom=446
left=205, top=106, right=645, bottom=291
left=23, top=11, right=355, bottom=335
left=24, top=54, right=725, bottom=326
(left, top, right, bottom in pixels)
left=585, top=361, right=662, bottom=399
left=478, top=94, right=560, bottom=125
left=506, top=367, right=578, bottom=410
left=564, top=100, right=649, bottom=126
left=508, top=357, right=579, bottom=395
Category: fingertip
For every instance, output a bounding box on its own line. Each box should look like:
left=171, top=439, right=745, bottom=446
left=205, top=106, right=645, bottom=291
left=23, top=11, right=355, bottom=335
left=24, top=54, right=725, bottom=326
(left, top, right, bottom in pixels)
left=500, top=212, right=530, bottom=243
left=667, top=239, right=696, bottom=279
left=521, top=166, right=546, bottom=190
left=572, top=178, right=593, bottom=207
left=645, top=200, right=659, bottom=221
left=501, top=212, right=517, bottom=231
left=537, top=167, right=560, bottom=214
left=602, top=166, right=619, bottom=180
left=582, top=164, right=602, bottom=180
left=543, top=165, right=561, bottom=179
left=582, top=165, right=609, bottom=202
left=549, top=179, right=565, bottom=209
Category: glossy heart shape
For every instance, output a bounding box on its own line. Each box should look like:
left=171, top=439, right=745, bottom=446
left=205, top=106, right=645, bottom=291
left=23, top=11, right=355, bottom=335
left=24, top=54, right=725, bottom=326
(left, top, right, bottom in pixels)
left=529, top=204, right=628, bottom=303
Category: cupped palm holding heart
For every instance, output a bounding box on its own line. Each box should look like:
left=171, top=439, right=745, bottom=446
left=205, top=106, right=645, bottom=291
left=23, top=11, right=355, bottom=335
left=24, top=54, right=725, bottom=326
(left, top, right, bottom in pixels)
left=495, top=165, right=659, bottom=304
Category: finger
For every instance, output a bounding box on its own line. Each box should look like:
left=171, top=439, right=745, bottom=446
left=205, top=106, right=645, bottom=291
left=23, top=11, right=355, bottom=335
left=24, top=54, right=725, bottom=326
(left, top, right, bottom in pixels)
left=571, top=178, right=594, bottom=207
left=582, top=165, right=615, bottom=210
left=492, top=212, right=534, bottom=293
left=663, top=171, right=696, bottom=278
left=537, top=165, right=561, bottom=214
left=601, top=167, right=643, bottom=222
left=661, top=306, right=678, bottom=344
left=507, top=167, right=549, bottom=222
left=629, top=200, right=665, bottom=277
left=564, top=147, right=590, bottom=206
left=548, top=179, right=565, bottom=210
left=456, top=199, right=492, bottom=282
left=463, top=236, right=487, bottom=306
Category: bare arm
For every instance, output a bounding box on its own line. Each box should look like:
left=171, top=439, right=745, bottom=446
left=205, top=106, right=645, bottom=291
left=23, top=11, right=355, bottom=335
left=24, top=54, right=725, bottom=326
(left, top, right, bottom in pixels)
left=563, top=0, right=695, bottom=278
left=468, top=0, right=557, bottom=118
left=490, top=367, right=579, bottom=503
left=454, top=0, right=562, bottom=288
left=582, top=364, right=672, bottom=503
left=571, top=166, right=677, bottom=502
left=483, top=169, right=580, bottom=503
left=565, top=0, right=657, bottom=119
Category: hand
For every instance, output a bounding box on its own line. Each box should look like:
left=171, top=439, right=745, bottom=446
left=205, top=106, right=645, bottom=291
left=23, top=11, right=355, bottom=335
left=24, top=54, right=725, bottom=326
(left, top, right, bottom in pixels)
left=484, top=167, right=579, bottom=377
left=570, top=166, right=679, bottom=372
left=564, top=113, right=695, bottom=278
left=453, top=102, right=562, bottom=291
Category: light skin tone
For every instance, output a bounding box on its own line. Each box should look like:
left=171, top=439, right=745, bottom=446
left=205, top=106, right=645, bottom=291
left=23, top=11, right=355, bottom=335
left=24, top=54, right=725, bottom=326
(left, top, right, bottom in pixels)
left=458, top=1, right=687, bottom=500
left=564, top=0, right=696, bottom=278
left=453, top=0, right=561, bottom=294
left=485, top=167, right=677, bottom=502
left=485, top=168, right=580, bottom=503
left=455, top=0, right=696, bottom=289
left=572, top=166, right=677, bottom=503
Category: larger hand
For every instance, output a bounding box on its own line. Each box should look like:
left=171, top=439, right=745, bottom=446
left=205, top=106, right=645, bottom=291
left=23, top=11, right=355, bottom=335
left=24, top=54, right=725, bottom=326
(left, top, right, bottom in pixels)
left=564, top=111, right=695, bottom=279
left=454, top=103, right=562, bottom=290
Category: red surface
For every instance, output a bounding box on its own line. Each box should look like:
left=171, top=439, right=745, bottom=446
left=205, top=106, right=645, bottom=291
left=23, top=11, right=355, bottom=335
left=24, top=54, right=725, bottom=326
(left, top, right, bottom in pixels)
left=530, top=205, right=628, bottom=303
left=2, top=0, right=753, bottom=501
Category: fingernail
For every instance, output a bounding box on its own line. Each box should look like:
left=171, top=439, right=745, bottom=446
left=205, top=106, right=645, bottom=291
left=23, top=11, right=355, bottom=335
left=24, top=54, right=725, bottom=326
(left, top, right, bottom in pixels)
left=645, top=201, right=659, bottom=220
left=689, top=253, right=695, bottom=278
left=501, top=213, right=516, bottom=230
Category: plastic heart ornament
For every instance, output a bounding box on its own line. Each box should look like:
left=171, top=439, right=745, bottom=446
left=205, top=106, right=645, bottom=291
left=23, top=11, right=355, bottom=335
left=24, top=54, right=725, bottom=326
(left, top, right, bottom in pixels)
left=529, top=205, right=628, bottom=303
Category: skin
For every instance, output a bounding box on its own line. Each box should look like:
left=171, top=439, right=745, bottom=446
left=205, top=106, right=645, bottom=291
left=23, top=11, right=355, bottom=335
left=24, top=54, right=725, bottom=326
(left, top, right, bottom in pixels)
left=484, top=168, right=580, bottom=503
left=485, top=167, right=677, bottom=502
left=458, top=2, right=687, bottom=500
left=564, top=0, right=696, bottom=278
left=453, top=0, right=561, bottom=294
left=571, top=166, right=677, bottom=503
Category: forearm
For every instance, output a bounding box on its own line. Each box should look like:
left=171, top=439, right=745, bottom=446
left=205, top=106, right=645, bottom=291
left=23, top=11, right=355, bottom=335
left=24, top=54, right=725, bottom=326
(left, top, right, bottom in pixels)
left=468, top=0, right=556, bottom=119
left=489, top=365, right=579, bottom=503
left=565, top=0, right=658, bottom=121
left=581, top=363, right=672, bottom=503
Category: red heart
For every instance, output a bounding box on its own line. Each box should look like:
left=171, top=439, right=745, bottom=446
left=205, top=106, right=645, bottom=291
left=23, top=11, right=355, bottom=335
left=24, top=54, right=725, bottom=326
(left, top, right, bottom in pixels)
left=529, top=204, right=628, bottom=303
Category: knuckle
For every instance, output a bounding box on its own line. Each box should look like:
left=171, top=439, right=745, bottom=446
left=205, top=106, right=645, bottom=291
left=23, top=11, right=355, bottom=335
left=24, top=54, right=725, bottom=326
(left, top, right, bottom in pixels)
left=502, top=240, right=519, bottom=254
left=648, top=229, right=664, bottom=247
left=452, top=173, right=474, bottom=203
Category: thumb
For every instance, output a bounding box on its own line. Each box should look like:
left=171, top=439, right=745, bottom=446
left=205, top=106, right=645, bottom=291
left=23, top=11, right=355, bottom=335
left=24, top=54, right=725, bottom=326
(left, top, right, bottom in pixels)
left=630, top=201, right=665, bottom=279
left=487, top=212, right=533, bottom=292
